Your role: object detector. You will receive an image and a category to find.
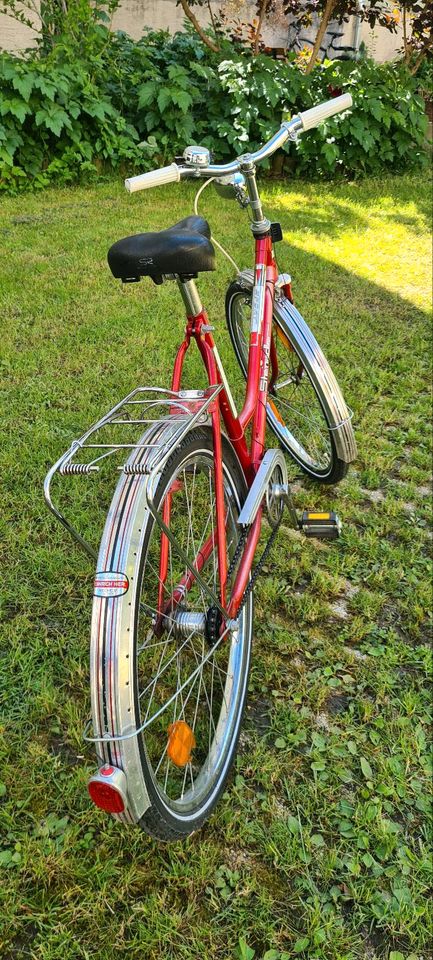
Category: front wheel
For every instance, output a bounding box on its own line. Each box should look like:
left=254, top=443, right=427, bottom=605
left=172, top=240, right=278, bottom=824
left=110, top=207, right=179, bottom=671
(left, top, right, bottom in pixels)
left=91, top=427, right=253, bottom=840
left=226, top=281, right=351, bottom=484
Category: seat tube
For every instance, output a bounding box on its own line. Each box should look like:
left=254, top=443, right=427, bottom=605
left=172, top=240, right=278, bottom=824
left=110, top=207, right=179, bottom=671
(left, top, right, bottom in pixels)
left=195, top=324, right=228, bottom=607
left=176, top=277, right=228, bottom=607
left=157, top=291, right=194, bottom=612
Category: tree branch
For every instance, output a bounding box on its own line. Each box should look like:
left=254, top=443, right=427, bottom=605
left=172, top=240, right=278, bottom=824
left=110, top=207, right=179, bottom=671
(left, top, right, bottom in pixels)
left=207, top=0, right=217, bottom=35
left=402, top=1, right=408, bottom=61
left=178, top=0, right=219, bottom=52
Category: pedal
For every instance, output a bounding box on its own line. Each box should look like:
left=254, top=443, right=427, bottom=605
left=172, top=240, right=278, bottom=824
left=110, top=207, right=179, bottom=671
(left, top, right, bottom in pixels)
left=301, top=510, right=341, bottom=540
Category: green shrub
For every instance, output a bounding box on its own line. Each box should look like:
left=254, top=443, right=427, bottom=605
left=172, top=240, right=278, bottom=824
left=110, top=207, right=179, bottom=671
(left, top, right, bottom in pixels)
left=0, top=26, right=428, bottom=193
left=0, top=54, right=141, bottom=190
left=297, top=58, right=429, bottom=176
left=213, top=53, right=428, bottom=176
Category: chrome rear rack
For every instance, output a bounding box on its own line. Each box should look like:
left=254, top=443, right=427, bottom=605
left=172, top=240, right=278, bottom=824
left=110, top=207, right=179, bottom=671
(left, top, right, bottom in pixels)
left=44, top=384, right=222, bottom=560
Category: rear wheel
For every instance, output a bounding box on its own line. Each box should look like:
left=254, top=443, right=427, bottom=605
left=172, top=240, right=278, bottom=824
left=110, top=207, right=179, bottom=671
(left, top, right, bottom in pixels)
left=226, top=281, right=348, bottom=484
left=94, top=428, right=253, bottom=840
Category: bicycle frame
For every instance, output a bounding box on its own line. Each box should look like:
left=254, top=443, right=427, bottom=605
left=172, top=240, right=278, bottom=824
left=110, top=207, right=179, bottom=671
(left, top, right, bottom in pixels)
left=158, top=227, right=289, bottom=622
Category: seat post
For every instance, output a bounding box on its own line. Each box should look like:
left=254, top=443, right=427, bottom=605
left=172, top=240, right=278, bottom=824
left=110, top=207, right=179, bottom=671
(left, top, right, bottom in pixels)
left=176, top=278, right=203, bottom=318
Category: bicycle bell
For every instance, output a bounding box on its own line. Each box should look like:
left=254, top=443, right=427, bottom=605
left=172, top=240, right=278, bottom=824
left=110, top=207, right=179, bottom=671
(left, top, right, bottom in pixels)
left=214, top=172, right=249, bottom=206
left=183, top=145, right=211, bottom=166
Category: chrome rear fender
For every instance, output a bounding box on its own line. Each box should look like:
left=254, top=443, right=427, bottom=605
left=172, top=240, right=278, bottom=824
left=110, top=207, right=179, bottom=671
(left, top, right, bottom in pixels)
left=90, top=418, right=181, bottom=824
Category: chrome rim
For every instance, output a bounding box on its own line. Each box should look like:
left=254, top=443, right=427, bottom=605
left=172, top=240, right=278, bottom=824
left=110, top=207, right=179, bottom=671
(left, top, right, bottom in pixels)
left=231, top=293, right=333, bottom=474
left=136, top=447, right=249, bottom=814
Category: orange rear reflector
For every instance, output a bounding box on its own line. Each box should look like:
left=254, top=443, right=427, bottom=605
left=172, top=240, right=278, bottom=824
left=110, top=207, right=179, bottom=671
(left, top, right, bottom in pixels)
left=307, top=512, right=331, bottom=520
left=167, top=720, right=196, bottom=767
left=276, top=326, right=293, bottom=351
left=268, top=398, right=285, bottom=425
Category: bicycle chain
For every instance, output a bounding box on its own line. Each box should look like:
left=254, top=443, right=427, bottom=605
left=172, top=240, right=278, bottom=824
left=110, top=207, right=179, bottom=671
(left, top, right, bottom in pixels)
left=227, top=508, right=284, bottom=618
left=227, top=525, right=249, bottom=582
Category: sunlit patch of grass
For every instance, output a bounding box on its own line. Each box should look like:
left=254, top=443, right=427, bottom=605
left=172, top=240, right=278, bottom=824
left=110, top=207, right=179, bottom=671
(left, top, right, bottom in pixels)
left=1, top=174, right=431, bottom=959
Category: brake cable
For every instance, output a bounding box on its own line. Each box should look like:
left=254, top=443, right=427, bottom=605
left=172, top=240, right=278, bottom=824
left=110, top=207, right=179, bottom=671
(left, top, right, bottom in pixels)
left=193, top=178, right=241, bottom=275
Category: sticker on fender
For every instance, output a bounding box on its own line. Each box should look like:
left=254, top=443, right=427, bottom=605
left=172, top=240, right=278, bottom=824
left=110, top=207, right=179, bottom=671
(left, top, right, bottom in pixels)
left=94, top=571, right=129, bottom=597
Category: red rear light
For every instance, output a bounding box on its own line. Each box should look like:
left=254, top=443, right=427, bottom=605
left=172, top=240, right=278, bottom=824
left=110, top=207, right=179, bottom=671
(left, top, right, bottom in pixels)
left=88, top=764, right=127, bottom=814
left=88, top=779, right=125, bottom=813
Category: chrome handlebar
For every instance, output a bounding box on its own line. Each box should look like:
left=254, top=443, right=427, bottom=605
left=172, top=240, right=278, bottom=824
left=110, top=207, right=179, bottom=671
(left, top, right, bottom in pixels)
left=125, top=94, right=352, bottom=194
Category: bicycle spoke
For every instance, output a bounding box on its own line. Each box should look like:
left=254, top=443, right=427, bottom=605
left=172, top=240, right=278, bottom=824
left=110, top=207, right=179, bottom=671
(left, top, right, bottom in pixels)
left=133, top=444, right=248, bottom=809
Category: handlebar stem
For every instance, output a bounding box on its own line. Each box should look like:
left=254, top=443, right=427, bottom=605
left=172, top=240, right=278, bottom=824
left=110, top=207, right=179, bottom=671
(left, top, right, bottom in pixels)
left=241, top=161, right=270, bottom=235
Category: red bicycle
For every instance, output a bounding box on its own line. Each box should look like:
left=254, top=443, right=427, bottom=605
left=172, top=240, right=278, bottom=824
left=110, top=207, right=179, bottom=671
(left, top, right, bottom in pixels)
left=45, top=94, right=356, bottom=839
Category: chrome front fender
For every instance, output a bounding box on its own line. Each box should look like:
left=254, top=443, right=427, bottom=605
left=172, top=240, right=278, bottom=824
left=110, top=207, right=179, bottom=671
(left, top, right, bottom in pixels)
left=237, top=269, right=357, bottom=465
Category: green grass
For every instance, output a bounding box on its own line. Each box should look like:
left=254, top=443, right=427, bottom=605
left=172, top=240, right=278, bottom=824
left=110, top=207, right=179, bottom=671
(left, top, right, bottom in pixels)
left=0, top=173, right=432, bottom=960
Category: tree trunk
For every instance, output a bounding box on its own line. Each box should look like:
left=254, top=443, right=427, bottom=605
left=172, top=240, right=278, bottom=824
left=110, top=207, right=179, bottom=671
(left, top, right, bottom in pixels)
left=178, top=0, right=219, bottom=52
left=304, top=0, right=336, bottom=75
left=253, top=0, right=269, bottom=55
left=410, top=47, right=431, bottom=76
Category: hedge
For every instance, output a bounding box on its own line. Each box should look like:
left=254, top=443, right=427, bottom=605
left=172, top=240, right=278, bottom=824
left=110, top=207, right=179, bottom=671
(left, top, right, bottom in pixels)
left=0, top=27, right=428, bottom=192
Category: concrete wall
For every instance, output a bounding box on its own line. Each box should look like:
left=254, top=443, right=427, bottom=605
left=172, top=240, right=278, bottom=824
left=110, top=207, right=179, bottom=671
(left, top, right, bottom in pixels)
left=0, top=0, right=404, bottom=60
left=0, top=10, right=38, bottom=51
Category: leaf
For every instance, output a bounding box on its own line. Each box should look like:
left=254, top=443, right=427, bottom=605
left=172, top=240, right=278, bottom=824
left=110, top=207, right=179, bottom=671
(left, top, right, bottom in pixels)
left=312, top=732, right=326, bottom=750
left=68, top=101, right=81, bottom=120
left=12, top=72, right=34, bottom=101
left=238, top=937, right=255, bottom=960
left=310, top=833, right=325, bottom=847
left=35, top=105, right=70, bottom=137
left=336, top=767, right=353, bottom=783
left=84, top=101, right=108, bottom=121
left=367, top=98, right=384, bottom=121
left=35, top=76, right=57, bottom=101
left=157, top=88, right=171, bottom=113
left=293, top=938, right=310, bottom=953
left=263, top=952, right=280, bottom=960
left=171, top=90, right=192, bottom=113
left=274, top=738, right=286, bottom=749
left=349, top=116, right=367, bottom=143
left=287, top=815, right=300, bottom=835
left=1, top=97, right=28, bottom=123
left=0, top=781, right=6, bottom=797
left=389, top=953, right=405, bottom=960
left=137, top=82, right=157, bottom=108
left=360, top=757, right=373, bottom=780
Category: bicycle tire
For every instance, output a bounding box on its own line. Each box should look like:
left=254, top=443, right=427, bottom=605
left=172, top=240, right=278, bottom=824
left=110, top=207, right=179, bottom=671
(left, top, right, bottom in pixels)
left=91, top=426, right=253, bottom=840
left=225, top=280, right=350, bottom=484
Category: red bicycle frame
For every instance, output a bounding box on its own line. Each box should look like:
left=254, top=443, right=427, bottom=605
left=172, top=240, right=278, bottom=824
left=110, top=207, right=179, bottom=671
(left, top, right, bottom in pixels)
left=158, top=233, right=286, bottom=622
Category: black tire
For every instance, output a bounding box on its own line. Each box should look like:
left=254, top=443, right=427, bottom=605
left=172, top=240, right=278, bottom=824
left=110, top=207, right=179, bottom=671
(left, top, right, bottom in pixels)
left=132, top=428, right=253, bottom=840
left=226, top=281, right=348, bottom=484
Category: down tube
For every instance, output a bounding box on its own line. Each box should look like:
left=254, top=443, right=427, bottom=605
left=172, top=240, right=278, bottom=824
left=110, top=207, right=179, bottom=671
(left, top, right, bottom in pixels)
left=229, top=238, right=277, bottom=616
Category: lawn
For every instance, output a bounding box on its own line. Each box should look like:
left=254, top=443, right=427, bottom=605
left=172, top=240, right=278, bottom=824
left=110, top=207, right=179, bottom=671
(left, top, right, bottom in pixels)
left=0, top=173, right=431, bottom=960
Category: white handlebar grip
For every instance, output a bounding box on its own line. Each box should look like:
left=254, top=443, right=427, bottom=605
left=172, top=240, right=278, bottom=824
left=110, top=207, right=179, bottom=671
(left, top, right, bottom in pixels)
left=298, top=93, right=352, bottom=132
left=125, top=163, right=180, bottom=194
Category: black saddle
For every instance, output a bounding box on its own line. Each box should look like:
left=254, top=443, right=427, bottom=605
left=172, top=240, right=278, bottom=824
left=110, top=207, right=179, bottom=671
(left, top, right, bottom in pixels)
left=107, top=215, right=215, bottom=284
